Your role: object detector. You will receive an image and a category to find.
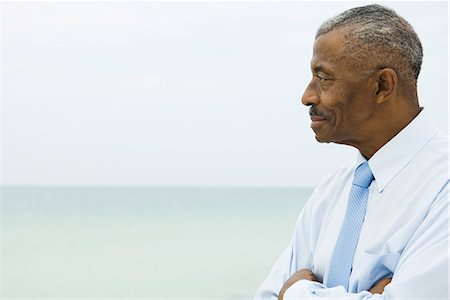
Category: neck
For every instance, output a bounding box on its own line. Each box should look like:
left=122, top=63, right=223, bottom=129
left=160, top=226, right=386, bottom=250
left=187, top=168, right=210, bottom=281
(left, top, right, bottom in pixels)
left=357, top=105, right=422, bottom=159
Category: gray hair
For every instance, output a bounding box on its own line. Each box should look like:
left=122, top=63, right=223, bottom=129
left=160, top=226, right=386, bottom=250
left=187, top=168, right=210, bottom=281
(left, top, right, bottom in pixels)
left=316, top=4, right=423, bottom=83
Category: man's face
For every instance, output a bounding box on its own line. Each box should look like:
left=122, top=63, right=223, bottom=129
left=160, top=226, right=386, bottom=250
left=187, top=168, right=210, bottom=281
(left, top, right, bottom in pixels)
left=301, top=30, right=377, bottom=146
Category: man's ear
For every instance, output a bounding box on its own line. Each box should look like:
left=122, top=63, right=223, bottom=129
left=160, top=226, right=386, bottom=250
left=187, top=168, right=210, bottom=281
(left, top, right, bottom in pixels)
left=374, top=68, right=398, bottom=104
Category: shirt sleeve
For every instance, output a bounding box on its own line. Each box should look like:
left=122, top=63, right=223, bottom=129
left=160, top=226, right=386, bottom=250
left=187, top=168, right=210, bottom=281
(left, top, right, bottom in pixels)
left=283, top=280, right=377, bottom=299
left=282, top=183, right=449, bottom=300
left=253, top=191, right=316, bottom=300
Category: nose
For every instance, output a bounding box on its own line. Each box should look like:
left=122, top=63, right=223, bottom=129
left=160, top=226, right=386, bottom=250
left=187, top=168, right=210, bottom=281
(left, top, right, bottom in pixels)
left=301, top=80, right=319, bottom=107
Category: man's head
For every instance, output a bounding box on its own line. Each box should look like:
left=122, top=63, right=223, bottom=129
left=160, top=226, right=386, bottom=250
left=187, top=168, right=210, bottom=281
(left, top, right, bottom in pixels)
left=302, top=4, right=423, bottom=158
left=316, top=4, right=423, bottom=85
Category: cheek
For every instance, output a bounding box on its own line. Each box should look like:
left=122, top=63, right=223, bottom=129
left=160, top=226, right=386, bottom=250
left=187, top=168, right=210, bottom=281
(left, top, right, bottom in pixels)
left=331, top=92, right=362, bottom=125
left=325, top=82, right=375, bottom=127
left=320, top=84, right=366, bottom=121
left=343, top=100, right=373, bottom=126
left=328, top=91, right=348, bottom=114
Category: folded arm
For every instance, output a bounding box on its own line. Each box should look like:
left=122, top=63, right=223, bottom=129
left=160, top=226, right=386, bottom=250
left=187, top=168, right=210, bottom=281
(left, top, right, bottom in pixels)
left=278, top=269, right=391, bottom=300
left=277, top=186, right=448, bottom=300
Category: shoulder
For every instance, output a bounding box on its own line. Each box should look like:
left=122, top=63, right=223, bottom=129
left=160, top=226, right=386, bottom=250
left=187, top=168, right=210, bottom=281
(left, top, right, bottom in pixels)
left=314, top=160, right=355, bottom=193
left=425, top=130, right=448, bottom=159
left=305, top=160, right=355, bottom=209
left=412, top=129, right=449, bottom=184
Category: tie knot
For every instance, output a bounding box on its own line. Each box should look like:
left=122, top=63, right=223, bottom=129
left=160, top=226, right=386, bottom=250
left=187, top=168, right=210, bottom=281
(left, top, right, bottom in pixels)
left=353, top=162, right=373, bottom=188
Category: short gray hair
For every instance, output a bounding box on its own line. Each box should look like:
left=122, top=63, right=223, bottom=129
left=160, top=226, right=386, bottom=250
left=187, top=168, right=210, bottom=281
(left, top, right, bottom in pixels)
left=316, top=4, right=423, bottom=83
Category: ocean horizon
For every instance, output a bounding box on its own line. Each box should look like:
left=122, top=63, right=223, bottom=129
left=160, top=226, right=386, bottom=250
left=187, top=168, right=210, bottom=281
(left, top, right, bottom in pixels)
left=2, top=186, right=312, bottom=298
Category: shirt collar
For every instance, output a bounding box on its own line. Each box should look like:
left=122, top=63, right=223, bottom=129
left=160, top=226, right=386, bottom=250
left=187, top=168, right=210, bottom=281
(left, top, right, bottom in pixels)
left=356, top=108, right=439, bottom=192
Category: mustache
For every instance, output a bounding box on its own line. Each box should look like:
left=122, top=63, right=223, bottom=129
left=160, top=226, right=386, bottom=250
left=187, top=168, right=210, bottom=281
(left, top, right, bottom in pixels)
left=309, top=106, right=331, bottom=118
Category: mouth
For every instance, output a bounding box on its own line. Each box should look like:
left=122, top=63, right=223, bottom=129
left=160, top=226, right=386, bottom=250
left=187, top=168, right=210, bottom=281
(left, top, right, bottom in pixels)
left=310, top=116, right=327, bottom=129
left=309, top=107, right=329, bottom=129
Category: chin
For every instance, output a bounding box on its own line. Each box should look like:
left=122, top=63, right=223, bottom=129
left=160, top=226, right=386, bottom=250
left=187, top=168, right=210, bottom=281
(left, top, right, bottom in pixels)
left=314, top=134, right=331, bottom=143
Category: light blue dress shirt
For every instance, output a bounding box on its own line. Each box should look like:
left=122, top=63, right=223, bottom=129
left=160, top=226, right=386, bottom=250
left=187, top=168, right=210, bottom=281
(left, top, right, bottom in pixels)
left=254, top=109, right=449, bottom=299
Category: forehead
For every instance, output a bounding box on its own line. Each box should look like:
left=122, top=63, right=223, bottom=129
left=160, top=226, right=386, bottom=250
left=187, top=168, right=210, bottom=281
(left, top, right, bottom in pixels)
left=310, top=30, right=350, bottom=73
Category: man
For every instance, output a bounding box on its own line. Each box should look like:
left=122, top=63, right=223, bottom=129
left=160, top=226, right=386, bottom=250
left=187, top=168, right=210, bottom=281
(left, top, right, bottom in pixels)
left=255, top=4, right=448, bottom=299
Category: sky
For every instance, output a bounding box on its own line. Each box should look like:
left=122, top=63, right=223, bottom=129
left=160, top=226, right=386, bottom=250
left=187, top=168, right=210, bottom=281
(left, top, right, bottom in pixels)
left=2, top=0, right=448, bottom=187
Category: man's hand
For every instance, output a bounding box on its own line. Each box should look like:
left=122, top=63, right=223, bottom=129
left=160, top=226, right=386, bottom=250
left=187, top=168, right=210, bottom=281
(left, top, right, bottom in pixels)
left=369, top=277, right=392, bottom=294
left=278, top=269, right=317, bottom=300
left=278, top=270, right=391, bottom=299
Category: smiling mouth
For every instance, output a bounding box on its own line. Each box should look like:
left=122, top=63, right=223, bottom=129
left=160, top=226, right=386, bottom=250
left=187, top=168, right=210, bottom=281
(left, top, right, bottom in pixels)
left=309, top=107, right=330, bottom=129
left=310, top=116, right=327, bottom=129
left=310, top=115, right=327, bottom=122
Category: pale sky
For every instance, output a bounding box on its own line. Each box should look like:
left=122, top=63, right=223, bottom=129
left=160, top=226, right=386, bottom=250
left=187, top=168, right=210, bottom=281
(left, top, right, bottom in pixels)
left=2, top=1, right=448, bottom=187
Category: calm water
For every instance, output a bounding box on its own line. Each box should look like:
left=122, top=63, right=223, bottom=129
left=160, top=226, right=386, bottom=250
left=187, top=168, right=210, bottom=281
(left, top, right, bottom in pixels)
left=1, top=186, right=312, bottom=299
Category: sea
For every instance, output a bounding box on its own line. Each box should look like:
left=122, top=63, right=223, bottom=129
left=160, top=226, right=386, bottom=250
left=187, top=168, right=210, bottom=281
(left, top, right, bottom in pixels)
left=1, top=186, right=312, bottom=299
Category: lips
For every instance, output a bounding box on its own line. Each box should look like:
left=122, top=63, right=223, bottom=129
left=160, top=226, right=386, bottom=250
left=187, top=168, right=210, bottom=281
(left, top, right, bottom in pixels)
left=309, top=107, right=329, bottom=129
left=309, top=113, right=329, bottom=131
left=310, top=115, right=327, bottom=122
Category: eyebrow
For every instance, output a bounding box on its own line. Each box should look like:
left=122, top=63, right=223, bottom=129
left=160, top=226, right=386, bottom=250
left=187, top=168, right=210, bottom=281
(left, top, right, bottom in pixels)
left=312, top=66, right=323, bottom=73
left=312, top=65, right=329, bottom=74
left=311, top=57, right=337, bottom=72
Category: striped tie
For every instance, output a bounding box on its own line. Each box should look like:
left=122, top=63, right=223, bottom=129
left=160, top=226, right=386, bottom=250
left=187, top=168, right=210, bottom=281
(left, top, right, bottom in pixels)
left=326, top=161, right=374, bottom=290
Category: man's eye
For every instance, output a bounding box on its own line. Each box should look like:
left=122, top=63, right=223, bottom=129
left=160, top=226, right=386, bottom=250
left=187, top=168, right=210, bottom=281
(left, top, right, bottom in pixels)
left=316, top=74, right=328, bottom=82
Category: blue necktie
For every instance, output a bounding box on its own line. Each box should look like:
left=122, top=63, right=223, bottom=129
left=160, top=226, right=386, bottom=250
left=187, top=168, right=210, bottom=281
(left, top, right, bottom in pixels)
left=327, top=161, right=374, bottom=290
